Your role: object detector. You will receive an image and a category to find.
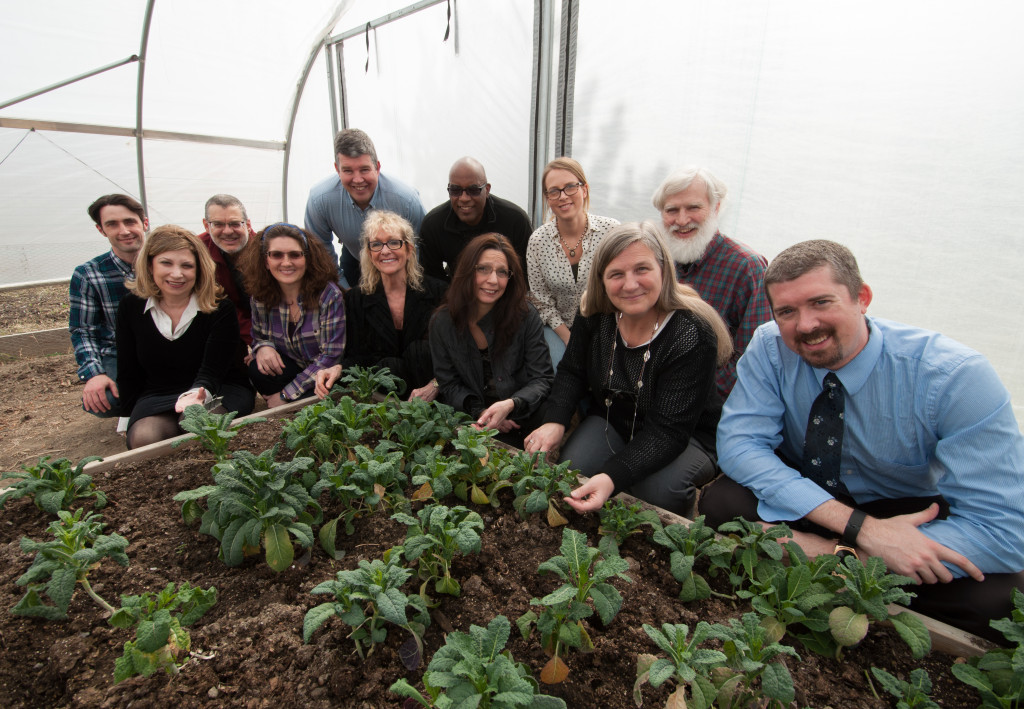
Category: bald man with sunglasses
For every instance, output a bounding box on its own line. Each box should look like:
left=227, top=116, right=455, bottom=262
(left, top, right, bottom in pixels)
left=420, top=157, right=533, bottom=287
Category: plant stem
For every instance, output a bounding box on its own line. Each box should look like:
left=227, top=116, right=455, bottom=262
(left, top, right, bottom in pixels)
left=80, top=577, right=116, bottom=614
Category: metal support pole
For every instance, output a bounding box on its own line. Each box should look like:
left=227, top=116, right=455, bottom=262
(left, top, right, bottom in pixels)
left=325, top=43, right=339, bottom=138
left=0, top=55, right=139, bottom=111
left=135, top=0, right=157, bottom=214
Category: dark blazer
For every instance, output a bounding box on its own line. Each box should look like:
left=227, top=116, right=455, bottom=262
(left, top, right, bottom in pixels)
left=428, top=302, right=553, bottom=418
left=342, top=275, right=447, bottom=390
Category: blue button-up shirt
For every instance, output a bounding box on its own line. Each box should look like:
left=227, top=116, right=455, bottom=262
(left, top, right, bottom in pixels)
left=303, top=171, right=426, bottom=262
left=718, top=316, right=1024, bottom=576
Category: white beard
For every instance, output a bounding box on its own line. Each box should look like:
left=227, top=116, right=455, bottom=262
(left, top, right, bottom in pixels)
left=665, top=213, right=718, bottom=265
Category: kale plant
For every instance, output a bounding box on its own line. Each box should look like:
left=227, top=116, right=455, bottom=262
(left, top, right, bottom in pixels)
left=390, top=615, right=567, bottom=708
left=392, top=503, right=484, bottom=598
left=336, top=364, right=404, bottom=402
left=408, top=446, right=468, bottom=502
left=869, top=667, right=940, bottom=709
left=651, top=517, right=720, bottom=602
left=0, top=455, right=105, bottom=513
left=705, top=611, right=801, bottom=708
left=504, top=451, right=576, bottom=527
left=174, top=403, right=265, bottom=460
left=950, top=587, right=1024, bottom=707
left=708, top=518, right=790, bottom=595
left=304, top=557, right=430, bottom=667
left=312, top=441, right=409, bottom=559
left=11, top=508, right=128, bottom=619
left=597, top=498, right=662, bottom=548
left=450, top=426, right=506, bottom=506
left=109, top=582, right=217, bottom=682
left=517, top=528, right=631, bottom=684
left=633, top=622, right=727, bottom=709
left=817, top=554, right=929, bottom=659
left=174, top=446, right=321, bottom=572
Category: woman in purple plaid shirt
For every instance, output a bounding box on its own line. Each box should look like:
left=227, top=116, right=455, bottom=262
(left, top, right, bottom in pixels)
left=240, top=223, right=346, bottom=407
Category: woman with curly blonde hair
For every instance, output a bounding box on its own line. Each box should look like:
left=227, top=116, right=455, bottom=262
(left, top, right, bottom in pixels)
left=116, top=225, right=254, bottom=448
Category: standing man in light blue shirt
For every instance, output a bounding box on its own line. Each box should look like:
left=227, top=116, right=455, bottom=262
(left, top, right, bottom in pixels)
left=701, top=239, right=1024, bottom=642
left=304, top=128, right=425, bottom=288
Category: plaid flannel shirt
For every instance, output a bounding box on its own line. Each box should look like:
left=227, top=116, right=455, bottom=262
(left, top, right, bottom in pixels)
left=676, top=233, right=771, bottom=398
left=250, top=281, right=346, bottom=401
left=69, top=250, right=134, bottom=381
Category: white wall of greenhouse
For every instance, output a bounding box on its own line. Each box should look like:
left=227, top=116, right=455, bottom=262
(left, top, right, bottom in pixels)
left=1, top=0, right=1022, bottom=423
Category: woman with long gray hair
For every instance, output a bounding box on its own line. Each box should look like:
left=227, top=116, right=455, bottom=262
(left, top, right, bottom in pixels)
left=523, top=221, right=732, bottom=517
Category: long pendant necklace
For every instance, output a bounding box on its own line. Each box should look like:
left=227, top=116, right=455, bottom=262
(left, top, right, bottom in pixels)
left=605, top=312, right=661, bottom=442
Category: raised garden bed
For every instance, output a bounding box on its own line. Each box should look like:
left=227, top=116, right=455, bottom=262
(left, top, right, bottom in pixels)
left=0, top=384, right=1006, bottom=708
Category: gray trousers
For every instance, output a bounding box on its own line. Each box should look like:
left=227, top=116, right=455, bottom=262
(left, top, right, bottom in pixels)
left=559, top=415, right=717, bottom=518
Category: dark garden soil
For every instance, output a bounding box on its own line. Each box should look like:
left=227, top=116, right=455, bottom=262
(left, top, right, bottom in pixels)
left=0, top=414, right=981, bottom=708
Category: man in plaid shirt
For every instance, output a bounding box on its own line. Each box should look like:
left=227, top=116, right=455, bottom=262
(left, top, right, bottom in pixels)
left=652, top=167, right=771, bottom=400
left=69, top=194, right=148, bottom=417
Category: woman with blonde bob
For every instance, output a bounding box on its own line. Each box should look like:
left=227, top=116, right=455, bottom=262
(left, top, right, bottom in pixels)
left=116, top=225, right=255, bottom=448
left=314, top=210, right=446, bottom=401
left=524, top=220, right=732, bottom=517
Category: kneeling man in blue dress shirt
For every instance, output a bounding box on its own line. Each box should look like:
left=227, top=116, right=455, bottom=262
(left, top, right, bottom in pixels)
left=700, top=239, right=1024, bottom=642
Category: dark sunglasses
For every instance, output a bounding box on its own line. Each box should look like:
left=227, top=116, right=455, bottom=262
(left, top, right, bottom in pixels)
left=447, top=184, right=486, bottom=197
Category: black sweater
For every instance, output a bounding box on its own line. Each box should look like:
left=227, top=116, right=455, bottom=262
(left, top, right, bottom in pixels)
left=544, top=309, right=721, bottom=493
left=115, top=295, right=248, bottom=416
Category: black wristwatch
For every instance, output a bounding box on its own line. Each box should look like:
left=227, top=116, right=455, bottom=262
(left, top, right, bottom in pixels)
left=841, top=509, right=866, bottom=548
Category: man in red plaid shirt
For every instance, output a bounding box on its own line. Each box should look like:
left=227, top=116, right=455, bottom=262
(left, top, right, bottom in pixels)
left=652, top=167, right=771, bottom=399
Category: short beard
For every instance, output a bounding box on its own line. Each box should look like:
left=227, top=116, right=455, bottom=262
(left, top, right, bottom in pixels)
left=665, top=213, right=718, bottom=265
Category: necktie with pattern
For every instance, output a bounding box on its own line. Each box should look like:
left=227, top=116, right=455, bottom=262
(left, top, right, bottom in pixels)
left=801, top=372, right=846, bottom=493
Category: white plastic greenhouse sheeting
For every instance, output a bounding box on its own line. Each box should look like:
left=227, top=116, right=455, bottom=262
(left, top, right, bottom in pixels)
left=0, top=0, right=1022, bottom=422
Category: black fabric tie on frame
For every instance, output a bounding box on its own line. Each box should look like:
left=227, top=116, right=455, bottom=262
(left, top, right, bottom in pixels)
left=443, top=0, right=451, bottom=41
left=801, top=372, right=846, bottom=494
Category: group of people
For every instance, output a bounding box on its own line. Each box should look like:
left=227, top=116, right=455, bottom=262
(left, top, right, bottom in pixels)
left=69, top=128, right=1023, bottom=641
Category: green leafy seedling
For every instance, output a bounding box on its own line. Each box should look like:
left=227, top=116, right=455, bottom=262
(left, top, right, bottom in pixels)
left=390, top=615, right=567, bottom=708
left=450, top=426, right=505, bottom=506
left=950, top=587, right=1024, bottom=707
left=634, top=622, right=726, bottom=709
left=709, top=518, right=790, bottom=595
left=825, top=554, right=929, bottom=659
left=517, top=528, right=631, bottom=684
left=705, top=611, right=801, bottom=708
left=651, top=516, right=720, bottom=602
left=392, top=503, right=483, bottom=599
left=12, top=509, right=128, bottom=619
left=505, top=451, right=576, bottom=527
left=173, top=403, right=265, bottom=460
left=408, top=446, right=468, bottom=502
left=0, top=455, right=105, bottom=513
left=869, top=667, right=939, bottom=709
left=109, top=582, right=217, bottom=683
left=174, top=446, right=320, bottom=572
left=597, top=498, right=662, bottom=547
left=337, top=364, right=404, bottom=402
left=304, top=557, right=429, bottom=668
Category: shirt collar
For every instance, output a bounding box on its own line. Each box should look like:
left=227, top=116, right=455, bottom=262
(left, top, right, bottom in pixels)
left=810, top=316, right=881, bottom=395
left=109, top=251, right=136, bottom=278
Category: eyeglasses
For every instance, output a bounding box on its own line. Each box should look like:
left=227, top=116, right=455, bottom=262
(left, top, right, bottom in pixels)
left=368, top=239, right=406, bottom=252
left=209, top=220, right=246, bottom=230
left=447, top=184, right=486, bottom=197
left=266, top=250, right=305, bottom=261
left=474, top=264, right=512, bottom=280
left=544, top=182, right=584, bottom=199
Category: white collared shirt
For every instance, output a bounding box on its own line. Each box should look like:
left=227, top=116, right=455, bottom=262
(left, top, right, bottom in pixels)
left=145, top=294, right=199, bottom=341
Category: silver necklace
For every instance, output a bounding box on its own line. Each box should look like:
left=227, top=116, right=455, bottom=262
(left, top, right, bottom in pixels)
left=605, top=312, right=661, bottom=443
left=557, top=218, right=587, bottom=259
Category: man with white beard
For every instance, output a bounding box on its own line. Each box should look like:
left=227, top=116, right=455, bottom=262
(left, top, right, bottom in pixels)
left=652, top=167, right=771, bottom=398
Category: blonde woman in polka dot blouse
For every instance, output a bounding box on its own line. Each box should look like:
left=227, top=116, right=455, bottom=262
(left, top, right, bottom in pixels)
left=526, top=157, right=620, bottom=368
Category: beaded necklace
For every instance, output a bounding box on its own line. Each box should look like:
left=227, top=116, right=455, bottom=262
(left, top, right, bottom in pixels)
left=604, top=311, right=661, bottom=443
